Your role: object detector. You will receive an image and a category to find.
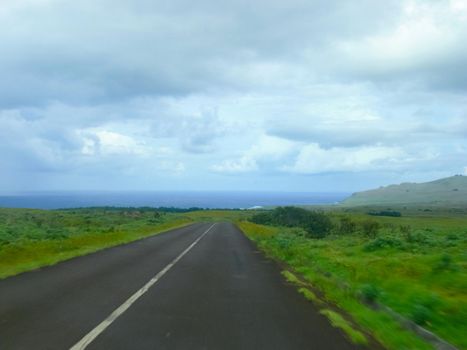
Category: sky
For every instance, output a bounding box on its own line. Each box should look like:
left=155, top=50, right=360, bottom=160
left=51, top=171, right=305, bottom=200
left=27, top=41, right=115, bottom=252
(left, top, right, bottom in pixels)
left=1, top=0, right=467, bottom=193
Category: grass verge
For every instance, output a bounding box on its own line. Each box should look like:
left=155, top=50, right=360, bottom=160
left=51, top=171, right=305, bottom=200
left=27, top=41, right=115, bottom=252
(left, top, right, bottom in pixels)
left=0, top=208, right=193, bottom=279
left=320, top=309, right=368, bottom=345
left=237, top=220, right=445, bottom=350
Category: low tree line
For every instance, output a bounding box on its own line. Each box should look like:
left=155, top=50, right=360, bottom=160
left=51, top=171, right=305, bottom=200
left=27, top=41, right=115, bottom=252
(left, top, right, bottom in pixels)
left=249, top=207, right=332, bottom=238
left=249, top=206, right=405, bottom=239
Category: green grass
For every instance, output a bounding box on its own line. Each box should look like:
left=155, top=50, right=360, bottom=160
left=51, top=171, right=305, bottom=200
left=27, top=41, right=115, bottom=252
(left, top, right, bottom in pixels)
left=282, top=270, right=307, bottom=286
left=298, top=287, right=320, bottom=304
left=282, top=270, right=322, bottom=303
left=238, top=211, right=467, bottom=350
left=320, top=309, right=368, bottom=345
left=184, top=209, right=251, bottom=222
left=0, top=208, right=194, bottom=279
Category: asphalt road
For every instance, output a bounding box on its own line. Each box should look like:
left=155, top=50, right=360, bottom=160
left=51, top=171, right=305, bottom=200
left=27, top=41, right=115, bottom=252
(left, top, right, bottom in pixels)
left=0, top=222, right=359, bottom=350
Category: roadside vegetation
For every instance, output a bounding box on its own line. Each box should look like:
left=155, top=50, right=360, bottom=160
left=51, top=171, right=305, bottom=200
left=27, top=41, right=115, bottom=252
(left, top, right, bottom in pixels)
left=239, top=207, right=467, bottom=349
left=0, top=207, right=196, bottom=279
left=0, top=207, right=252, bottom=279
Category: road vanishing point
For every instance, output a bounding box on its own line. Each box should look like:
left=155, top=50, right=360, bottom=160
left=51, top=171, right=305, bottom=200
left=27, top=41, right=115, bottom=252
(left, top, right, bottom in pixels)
left=0, top=222, right=360, bottom=349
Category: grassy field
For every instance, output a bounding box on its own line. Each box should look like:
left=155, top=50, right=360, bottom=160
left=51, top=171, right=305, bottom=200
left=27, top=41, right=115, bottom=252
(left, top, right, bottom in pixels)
left=0, top=207, right=196, bottom=279
left=238, top=210, right=467, bottom=349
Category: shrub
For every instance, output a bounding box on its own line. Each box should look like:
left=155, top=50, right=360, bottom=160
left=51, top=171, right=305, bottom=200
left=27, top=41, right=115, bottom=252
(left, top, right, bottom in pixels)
left=303, top=211, right=333, bottom=238
left=410, top=304, right=432, bottom=325
left=446, top=233, right=458, bottom=241
left=383, top=223, right=397, bottom=233
left=368, top=210, right=402, bottom=217
left=359, top=283, right=380, bottom=303
left=433, top=253, right=456, bottom=272
left=0, top=235, right=12, bottom=247
left=250, top=212, right=273, bottom=225
left=338, top=217, right=357, bottom=235
left=363, top=237, right=404, bottom=251
left=408, top=294, right=442, bottom=325
left=273, top=233, right=295, bottom=250
left=249, top=207, right=333, bottom=238
left=272, top=206, right=309, bottom=227
left=289, top=227, right=308, bottom=237
left=361, top=220, right=380, bottom=238
left=399, top=224, right=412, bottom=235
left=43, top=229, right=68, bottom=240
left=405, top=231, right=435, bottom=245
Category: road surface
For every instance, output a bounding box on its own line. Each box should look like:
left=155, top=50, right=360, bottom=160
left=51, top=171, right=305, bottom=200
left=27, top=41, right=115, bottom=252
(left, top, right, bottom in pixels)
left=0, top=222, right=359, bottom=349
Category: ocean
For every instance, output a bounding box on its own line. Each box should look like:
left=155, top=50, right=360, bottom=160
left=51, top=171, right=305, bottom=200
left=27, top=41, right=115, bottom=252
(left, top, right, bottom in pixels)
left=0, top=191, right=349, bottom=210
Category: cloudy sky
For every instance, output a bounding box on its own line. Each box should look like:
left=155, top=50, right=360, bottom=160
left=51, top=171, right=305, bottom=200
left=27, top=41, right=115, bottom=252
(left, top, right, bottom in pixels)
left=1, top=0, right=466, bottom=193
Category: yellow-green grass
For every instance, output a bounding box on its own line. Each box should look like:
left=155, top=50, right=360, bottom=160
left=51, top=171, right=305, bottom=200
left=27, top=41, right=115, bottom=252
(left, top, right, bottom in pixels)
left=282, top=270, right=307, bottom=286
left=0, top=208, right=193, bottom=279
left=184, top=209, right=252, bottom=222
left=298, top=287, right=321, bottom=304
left=320, top=309, right=368, bottom=345
left=282, top=269, right=366, bottom=345
left=237, top=214, right=467, bottom=350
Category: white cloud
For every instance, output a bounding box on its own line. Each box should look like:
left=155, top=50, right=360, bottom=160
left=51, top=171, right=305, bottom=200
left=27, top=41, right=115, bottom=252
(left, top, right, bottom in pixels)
left=248, top=135, right=298, bottom=159
left=450, top=0, right=467, bottom=19
left=283, top=144, right=408, bottom=174
left=210, top=156, right=258, bottom=174
left=77, top=129, right=149, bottom=156
left=336, top=0, right=467, bottom=88
left=210, top=135, right=297, bottom=174
left=158, top=161, right=186, bottom=175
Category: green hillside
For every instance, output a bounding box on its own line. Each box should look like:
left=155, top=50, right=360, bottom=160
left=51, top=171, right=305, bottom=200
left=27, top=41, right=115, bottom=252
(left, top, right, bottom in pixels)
left=341, top=175, right=467, bottom=207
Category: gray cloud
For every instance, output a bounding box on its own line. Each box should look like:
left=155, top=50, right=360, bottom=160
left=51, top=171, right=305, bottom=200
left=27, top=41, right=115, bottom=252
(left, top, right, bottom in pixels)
left=0, top=0, right=466, bottom=191
left=332, top=1, right=467, bottom=91
left=0, top=0, right=404, bottom=108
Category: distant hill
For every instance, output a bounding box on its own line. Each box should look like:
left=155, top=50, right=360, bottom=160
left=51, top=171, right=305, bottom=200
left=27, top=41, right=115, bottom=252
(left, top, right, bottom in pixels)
left=341, top=175, right=467, bottom=207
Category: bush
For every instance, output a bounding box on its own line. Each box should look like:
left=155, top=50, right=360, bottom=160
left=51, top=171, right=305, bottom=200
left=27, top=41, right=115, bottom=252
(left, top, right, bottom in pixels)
left=250, top=212, right=274, bottom=225
left=359, top=283, right=380, bottom=303
left=409, top=294, right=442, bottom=325
left=383, top=223, right=397, bottom=233
left=363, top=237, right=404, bottom=251
left=368, top=210, right=402, bottom=217
left=272, top=206, right=310, bottom=227
left=433, top=254, right=456, bottom=272
left=399, top=225, right=412, bottom=240
left=0, top=234, right=13, bottom=247
left=410, top=304, right=432, bottom=325
left=272, top=233, right=296, bottom=250
left=289, top=227, right=308, bottom=237
left=303, top=211, right=333, bottom=238
left=361, top=220, right=380, bottom=238
left=405, top=231, right=435, bottom=246
left=446, top=233, right=458, bottom=241
left=249, top=207, right=333, bottom=238
left=338, top=217, right=357, bottom=235
left=43, top=229, right=68, bottom=240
